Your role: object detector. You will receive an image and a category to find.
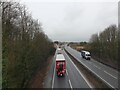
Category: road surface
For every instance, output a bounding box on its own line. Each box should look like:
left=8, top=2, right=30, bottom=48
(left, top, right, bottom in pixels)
left=64, top=46, right=119, bottom=89
left=44, top=49, right=92, bottom=88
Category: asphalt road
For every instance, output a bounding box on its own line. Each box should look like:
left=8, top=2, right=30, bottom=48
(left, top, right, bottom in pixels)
left=64, top=46, right=119, bottom=89
left=44, top=49, right=92, bottom=88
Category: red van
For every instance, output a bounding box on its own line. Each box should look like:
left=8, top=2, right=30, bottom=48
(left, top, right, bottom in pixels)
left=56, top=54, right=66, bottom=76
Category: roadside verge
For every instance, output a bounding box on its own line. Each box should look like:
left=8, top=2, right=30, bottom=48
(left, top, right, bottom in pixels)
left=27, top=55, right=54, bottom=88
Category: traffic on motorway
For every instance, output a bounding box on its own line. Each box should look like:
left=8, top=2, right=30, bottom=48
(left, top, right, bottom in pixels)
left=43, top=46, right=119, bottom=89
left=65, top=46, right=119, bottom=89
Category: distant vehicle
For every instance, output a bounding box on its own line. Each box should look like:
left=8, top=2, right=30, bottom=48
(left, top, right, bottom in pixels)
left=81, top=51, right=91, bottom=60
left=56, top=54, right=66, bottom=76
left=57, top=52, right=62, bottom=54
left=57, top=48, right=61, bottom=51
left=57, top=48, right=62, bottom=54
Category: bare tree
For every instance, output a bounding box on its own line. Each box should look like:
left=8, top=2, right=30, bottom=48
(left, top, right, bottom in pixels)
left=2, top=1, right=55, bottom=88
left=89, top=25, right=118, bottom=70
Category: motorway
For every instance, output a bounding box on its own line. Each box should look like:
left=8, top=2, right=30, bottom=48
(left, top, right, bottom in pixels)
left=43, top=46, right=119, bottom=89
left=64, top=46, right=119, bottom=89
left=44, top=48, right=92, bottom=88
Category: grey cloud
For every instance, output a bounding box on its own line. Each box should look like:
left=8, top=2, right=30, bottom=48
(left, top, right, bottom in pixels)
left=21, top=1, right=118, bottom=42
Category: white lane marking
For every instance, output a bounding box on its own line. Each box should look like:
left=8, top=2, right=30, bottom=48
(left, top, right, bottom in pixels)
left=104, top=70, right=117, bottom=79
left=92, top=59, right=119, bottom=76
left=66, top=69, right=68, bottom=76
left=66, top=69, right=73, bottom=89
left=93, top=64, right=101, bottom=69
left=52, top=64, right=55, bottom=89
left=69, top=79, right=73, bottom=89
left=64, top=51, right=93, bottom=88
left=65, top=48, right=115, bottom=88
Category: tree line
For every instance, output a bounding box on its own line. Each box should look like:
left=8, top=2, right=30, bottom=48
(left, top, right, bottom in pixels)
left=1, top=1, right=55, bottom=88
left=89, top=25, right=119, bottom=70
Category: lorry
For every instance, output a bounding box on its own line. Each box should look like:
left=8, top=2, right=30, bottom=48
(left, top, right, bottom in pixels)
left=81, top=51, right=91, bottom=60
left=56, top=54, right=66, bottom=76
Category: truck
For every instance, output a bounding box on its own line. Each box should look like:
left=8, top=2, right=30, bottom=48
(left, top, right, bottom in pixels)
left=81, top=51, right=91, bottom=60
left=56, top=54, right=66, bottom=76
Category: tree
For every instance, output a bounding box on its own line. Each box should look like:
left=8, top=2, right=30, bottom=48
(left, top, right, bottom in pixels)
left=89, top=25, right=118, bottom=69
left=2, top=1, right=55, bottom=88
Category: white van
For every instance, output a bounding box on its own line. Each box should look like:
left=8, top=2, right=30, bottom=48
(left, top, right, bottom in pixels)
left=81, top=51, right=91, bottom=60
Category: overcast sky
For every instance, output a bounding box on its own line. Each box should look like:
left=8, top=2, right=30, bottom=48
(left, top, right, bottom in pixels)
left=20, top=0, right=118, bottom=42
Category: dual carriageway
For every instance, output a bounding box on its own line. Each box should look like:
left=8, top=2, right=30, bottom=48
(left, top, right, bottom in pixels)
left=43, top=46, right=119, bottom=89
